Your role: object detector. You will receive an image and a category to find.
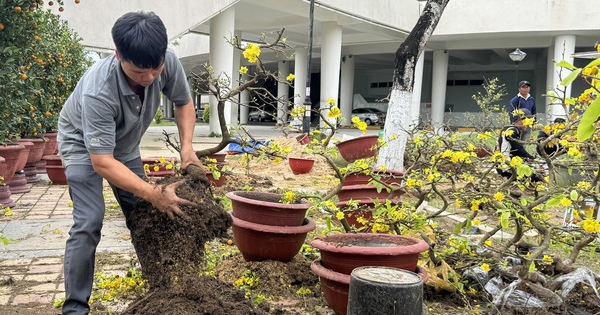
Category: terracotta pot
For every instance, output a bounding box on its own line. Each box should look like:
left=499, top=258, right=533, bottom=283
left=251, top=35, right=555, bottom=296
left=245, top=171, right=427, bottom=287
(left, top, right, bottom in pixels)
left=226, top=191, right=312, bottom=226
left=43, top=132, right=59, bottom=156
left=311, top=233, right=429, bottom=275
left=343, top=169, right=404, bottom=187
left=0, top=157, right=6, bottom=184
left=295, top=133, right=310, bottom=145
left=288, top=157, right=315, bottom=175
left=12, top=141, right=33, bottom=173
left=336, top=200, right=376, bottom=232
left=18, top=138, right=46, bottom=166
left=0, top=186, right=15, bottom=208
left=337, top=184, right=404, bottom=202
left=43, top=155, right=67, bottom=185
left=206, top=170, right=225, bottom=187
left=310, top=259, right=428, bottom=315
left=8, top=142, right=32, bottom=193
left=232, top=215, right=316, bottom=262
left=336, top=135, right=378, bottom=163
left=142, top=156, right=179, bottom=177
left=0, top=144, right=26, bottom=183
left=206, top=153, right=227, bottom=163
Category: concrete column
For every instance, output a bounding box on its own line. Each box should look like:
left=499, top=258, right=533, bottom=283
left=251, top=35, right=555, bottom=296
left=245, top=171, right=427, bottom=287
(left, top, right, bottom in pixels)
left=277, top=60, right=290, bottom=125
left=410, top=54, right=424, bottom=127
left=431, top=50, right=449, bottom=134
left=240, top=73, right=250, bottom=124
left=545, top=45, right=555, bottom=123
left=340, top=55, right=355, bottom=126
left=208, top=7, right=235, bottom=134
left=230, top=30, right=242, bottom=124
left=551, top=35, right=576, bottom=120
left=292, top=47, right=307, bottom=129
left=320, top=22, right=342, bottom=127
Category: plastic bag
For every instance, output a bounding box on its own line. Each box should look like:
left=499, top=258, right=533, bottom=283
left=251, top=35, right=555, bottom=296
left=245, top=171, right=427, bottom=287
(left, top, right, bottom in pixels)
left=492, top=279, right=562, bottom=308
left=553, top=266, right=600, bottom=300
left=462, top=267, right=490, bottom=287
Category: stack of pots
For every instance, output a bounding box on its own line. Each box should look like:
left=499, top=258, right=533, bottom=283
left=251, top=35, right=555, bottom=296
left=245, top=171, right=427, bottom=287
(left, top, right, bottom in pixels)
left=226, top=191, right=315, bottom=262
left=310, top=233, right=429, bottom=315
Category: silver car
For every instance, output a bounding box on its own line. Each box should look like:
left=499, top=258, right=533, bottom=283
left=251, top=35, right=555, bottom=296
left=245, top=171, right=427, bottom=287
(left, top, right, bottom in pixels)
left=351, top=108, right=386, bottom=125
left=248, top=109, right=274, bottom=122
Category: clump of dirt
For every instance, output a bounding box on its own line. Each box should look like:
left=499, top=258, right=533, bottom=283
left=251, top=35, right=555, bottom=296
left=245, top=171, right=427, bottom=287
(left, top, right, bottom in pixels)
left=124, top=166, right=265, bottom=315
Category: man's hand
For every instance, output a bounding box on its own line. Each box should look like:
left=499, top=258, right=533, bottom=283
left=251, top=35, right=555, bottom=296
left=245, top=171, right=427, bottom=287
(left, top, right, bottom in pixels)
left=147, top=181, right=196, bottom=220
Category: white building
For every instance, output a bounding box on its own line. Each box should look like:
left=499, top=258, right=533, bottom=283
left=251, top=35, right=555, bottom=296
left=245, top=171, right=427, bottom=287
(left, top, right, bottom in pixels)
left=50, top=0, right=600, bottom=131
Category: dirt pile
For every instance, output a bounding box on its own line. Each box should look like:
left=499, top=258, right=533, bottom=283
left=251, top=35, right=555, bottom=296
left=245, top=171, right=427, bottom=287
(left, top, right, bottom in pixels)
left=123, top=166, right=264, bottom=315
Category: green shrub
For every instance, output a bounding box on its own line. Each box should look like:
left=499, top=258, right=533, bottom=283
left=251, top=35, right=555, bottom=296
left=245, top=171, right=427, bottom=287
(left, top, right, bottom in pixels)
left=154, top=107, right=163, bottom=124
left=203, top=106, right=210, bottom=123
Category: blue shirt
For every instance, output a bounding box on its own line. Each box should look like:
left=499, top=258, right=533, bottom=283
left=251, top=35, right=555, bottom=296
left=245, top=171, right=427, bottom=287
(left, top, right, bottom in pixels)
left=508, top=93, right=536, bottom=123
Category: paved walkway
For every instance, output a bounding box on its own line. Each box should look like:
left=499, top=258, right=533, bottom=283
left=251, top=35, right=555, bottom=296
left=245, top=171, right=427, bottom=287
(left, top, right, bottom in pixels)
left=0, top=124, right=378, bottom=313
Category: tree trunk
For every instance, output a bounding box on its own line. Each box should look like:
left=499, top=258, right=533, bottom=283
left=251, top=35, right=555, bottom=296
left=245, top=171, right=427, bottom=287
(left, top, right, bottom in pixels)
left=376, top=0, right=450, bottom=171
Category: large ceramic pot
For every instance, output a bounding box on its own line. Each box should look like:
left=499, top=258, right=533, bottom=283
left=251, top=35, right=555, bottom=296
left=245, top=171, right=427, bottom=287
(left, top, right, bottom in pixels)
left=8, top=141, right=33, bottom=194
left=142, top=156, right=179, bottom=178
left=226, top=191, right=312, bottom=226
left=337, top=184, right=404, bottom=203
left=343, top=169, right=403, bottom=187
left=43, top=155, right=67, bottom=185
left=18, top=138, right=46, bottom=183
left=311, top=233, right=429, bottom=275
left=232, top=215, right=316, bottom=262
left=36, top=132, right=59, bottom=174
left=310, top=259, right=428, bottom=315
left=336, top=135, right=378, bottom=163
left=288, top=157, right=315, bottom=175
left=0, top=143, right=26, bottom=184
left=0, top=156, right=15, bottom=208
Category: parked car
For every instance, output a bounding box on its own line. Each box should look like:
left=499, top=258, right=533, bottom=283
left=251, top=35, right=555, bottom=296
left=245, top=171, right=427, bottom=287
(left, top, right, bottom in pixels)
left=351, top=107, right=386, bottom=125
left=248, top=109, right=275, bottom=122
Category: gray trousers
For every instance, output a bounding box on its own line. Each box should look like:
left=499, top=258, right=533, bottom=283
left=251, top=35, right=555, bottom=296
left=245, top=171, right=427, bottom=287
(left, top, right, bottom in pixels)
left=62, top=158, right=143, bottom=315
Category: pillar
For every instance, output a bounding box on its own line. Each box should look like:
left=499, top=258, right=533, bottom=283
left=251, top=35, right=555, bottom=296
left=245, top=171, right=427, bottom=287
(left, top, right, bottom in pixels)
left=278, top=60, right=290, bottom=125
left=320, top=22, right=342, bottom=128
left=240, top=73, right=250, bottom=124
left=550, top=35, right=576, bottom=121
left=431, top=50, right=449, bottom=134
left=208, top=7, right=235, bottom=134
left=292, top=47, right=308, bottom=128
left=340, top=55, right=355, bottom=126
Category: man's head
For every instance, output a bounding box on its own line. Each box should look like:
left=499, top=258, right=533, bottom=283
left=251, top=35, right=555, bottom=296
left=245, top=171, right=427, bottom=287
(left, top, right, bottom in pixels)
left=112, top=11, right=167, bottom=69
left=518, top=80, right=531, bottom=96
left=553, top=117, right=566, bottom=124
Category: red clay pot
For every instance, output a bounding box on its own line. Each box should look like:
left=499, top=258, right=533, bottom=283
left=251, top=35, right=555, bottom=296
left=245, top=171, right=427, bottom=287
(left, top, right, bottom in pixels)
left=336, top=135, right=378, bottom=163
left=310, top=259, right=428, bottom=315
left=337, top=184, right=404, bottom=202
left=336, top=200, right=376, bottom=232
left=226, top=191, right=312, bottom=226
left=36, top=132, right=59, bottom=174
left=343, top=169, right=404, bottom=187
left=232, top=215, right=316, bottom=262
left=311, top=233, right=429, bottom=275
left=43, top=155, right=67, bottom=185
left=0, top=144, right=26, bottom=184
left=295, top=133, right=310, bottom=145
left=288, top=157, right=315, bottom=175
left=142, top=156, right=179, bottom=177
left=206, top=153, right=227, bottom=163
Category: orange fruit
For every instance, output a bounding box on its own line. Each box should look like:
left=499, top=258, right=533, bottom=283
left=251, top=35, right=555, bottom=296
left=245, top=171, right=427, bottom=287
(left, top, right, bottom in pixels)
left=48, top=1, right=53, bottom=6
left=75, top=0, right=80, bottom=3
left=227, top=239, right=233, bottom=245
left=45, top=111, right=51, bottom=117
left=20, top=73, right=28, bottom=80
left=33, top=35, right=40, bottom=41
left=0, top=23, right=4, bottom=31
left=15, top=6, right=22, bottom=12
left=58, top=7, right=64, bottom=12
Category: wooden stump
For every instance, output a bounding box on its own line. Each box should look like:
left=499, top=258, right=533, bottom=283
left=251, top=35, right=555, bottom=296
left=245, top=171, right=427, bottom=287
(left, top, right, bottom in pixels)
left=347, top=266, right=423, bottom=315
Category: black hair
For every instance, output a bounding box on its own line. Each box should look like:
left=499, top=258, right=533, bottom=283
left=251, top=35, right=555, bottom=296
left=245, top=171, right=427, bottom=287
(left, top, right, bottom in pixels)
left=111, top=11, right=167, bottom=69
left=553, top=118, right=566, bottom=124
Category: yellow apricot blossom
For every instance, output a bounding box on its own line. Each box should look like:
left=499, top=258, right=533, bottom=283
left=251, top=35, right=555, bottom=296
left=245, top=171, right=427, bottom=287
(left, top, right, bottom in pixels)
left=493, top=192, right=505, bottom=202
left=286, top=73, right=295, bottom=81
left=582, top=219, right=600, bottom=234
left=243, top=43, right=261, bottom=63
left=336, top=211, right=345, bottom=221
left=480, top=263, right=491, bottom=272
left=327, top=98, right=336, bottom=106
left=328, top=107, right=341, bottom=118
left=560, top=197, right=572, bottom=207
left=239, top=66, right=248, bottom=74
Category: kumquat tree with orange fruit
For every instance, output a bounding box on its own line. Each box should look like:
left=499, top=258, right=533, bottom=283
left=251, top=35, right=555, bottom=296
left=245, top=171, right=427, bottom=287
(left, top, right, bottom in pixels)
left=0, top=0, right=90, bottom=144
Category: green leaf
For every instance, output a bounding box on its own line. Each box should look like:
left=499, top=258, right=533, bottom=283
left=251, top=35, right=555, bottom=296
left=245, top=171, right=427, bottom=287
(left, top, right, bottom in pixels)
left=529, top=261, right=537, bottom=272
left=560, top=68, right=582, bottom=87
left=521, top=198, right=528, bottom=206
left=589, top=247, right=596, bottom=259
left=556, top=60, right=577, bottom=70
left=577, top=96, right=600, bottom=142
left=570, top=190, right=579, bottom=201
left=465, top=219, right=472, bottom=232
left=516, top=164, right=532, bottom=177
left=326, top=217, right=332, bottom=231
left=585, top=58, right=600, bottom=68
left=453, top=222, right=463, bottom=234
left=546, top=196, right=564, bottom=207
left=501, top=212, right=510, bottom=229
